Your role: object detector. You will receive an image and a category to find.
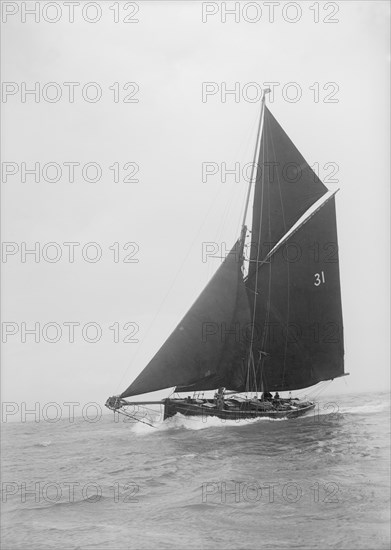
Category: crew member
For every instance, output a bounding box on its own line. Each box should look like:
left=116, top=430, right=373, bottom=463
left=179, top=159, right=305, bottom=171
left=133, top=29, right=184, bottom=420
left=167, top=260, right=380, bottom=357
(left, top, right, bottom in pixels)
left=215, top=387, right=225, bottom=410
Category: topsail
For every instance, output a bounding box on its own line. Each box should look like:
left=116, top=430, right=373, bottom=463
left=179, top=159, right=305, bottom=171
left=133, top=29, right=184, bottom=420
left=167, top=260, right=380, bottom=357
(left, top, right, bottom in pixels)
left=248, top=106, right=328, bottom=278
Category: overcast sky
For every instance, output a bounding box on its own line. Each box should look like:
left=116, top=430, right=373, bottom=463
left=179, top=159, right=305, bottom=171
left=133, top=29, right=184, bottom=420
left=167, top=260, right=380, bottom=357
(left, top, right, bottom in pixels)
left=1, top=1, right=390, bottom=417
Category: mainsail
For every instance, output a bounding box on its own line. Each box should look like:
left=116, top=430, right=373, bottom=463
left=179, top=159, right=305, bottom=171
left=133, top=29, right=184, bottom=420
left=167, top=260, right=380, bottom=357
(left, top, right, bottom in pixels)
left=246, top=195, right=344, bottom=391
left=119, top=104, right=344, bottom=399
left=245, top=105, right=344, bottom=391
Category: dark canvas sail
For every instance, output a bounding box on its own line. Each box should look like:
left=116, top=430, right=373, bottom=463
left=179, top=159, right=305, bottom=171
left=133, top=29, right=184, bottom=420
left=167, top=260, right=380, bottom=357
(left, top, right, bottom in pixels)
left=248, top=107, right=328, bottom=280
left=245, top=195, right=344, bottom=391
left=175, top=267, right=251, bottom=393
left=114, top=105, right=344, bottom=405
left=121, top=242, right=252, bottom=398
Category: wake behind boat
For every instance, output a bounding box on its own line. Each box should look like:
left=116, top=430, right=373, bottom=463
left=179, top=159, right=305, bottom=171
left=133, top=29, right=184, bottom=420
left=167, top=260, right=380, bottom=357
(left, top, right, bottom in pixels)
left=106, top=90, right=347, bottom=424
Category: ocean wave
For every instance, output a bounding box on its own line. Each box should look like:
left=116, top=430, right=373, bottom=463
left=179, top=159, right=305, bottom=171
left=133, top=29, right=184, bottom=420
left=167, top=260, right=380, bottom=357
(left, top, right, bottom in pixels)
left=3, top=391, right=389, bottom=550
left=128, top=411, right=307, bottom=434
left=15, top=494, right=115, bottom=513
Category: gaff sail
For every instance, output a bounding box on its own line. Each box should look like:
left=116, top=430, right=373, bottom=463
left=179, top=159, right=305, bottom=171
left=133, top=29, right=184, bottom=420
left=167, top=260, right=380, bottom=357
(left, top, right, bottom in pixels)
left=244, top=105, right=344, bottom=391
left=245, top=195, right=344, bottom=391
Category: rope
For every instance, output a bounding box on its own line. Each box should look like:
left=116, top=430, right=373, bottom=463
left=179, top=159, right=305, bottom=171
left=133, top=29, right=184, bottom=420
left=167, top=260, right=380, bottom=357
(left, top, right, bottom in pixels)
left=295, top=380, right=332, bottom=401
left=114, top=408, right=157, bottom=428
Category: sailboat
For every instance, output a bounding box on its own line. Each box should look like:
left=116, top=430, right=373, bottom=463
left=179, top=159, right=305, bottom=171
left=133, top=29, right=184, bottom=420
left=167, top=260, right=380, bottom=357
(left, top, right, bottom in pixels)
left=106, top=91, right=346, bottom=423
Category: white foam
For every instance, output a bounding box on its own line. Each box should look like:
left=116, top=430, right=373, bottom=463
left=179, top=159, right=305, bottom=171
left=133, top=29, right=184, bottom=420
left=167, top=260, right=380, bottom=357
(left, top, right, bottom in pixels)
left=338, top=402, right=390, bottom=416
left=129, top=413, right=288, bottom=434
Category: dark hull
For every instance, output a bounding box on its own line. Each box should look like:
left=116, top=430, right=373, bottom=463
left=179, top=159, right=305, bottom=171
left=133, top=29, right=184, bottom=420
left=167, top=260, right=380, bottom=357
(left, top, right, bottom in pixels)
left=163, top=398, right=315, bottom=421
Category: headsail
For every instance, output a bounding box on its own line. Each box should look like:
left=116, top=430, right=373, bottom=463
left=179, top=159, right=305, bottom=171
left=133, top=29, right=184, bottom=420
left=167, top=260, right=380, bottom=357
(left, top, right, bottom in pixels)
left=248, top=106, right=328, bottom=280
left=121, top=241, right=252, bottom=398
left=245, top=194, right=344, bottom=391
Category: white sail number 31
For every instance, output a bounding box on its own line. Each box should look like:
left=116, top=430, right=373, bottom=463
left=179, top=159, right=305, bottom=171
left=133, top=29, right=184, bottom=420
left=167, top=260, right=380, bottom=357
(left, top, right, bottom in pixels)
left=314, top=271, right=326, bottom=286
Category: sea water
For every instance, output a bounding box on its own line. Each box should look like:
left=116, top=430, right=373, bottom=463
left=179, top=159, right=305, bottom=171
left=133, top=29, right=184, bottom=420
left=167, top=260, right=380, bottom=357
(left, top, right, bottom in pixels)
left=2, top=391, right=390, bottom=550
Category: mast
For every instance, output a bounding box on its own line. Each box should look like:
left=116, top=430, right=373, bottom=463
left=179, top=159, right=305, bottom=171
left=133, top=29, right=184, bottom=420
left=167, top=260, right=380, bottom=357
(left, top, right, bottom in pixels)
left=242, top=89, right=269, bottom=392
left=240, top=88, right=270, bottom=243
left=244, top=102, right=338, bottom=394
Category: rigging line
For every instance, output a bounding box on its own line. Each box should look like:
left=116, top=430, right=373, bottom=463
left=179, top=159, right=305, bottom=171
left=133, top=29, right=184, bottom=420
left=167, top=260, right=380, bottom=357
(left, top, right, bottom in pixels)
left=269, top=117, right=290, bottom=389
left=215, top=177, right=235, bottom=241
left=209, top=117, right=259, bottom=278
left=236, top=111, right=264, bottom=256
left=213, top=111, right=259, bottom=274
left=311, top=381, right=333, bottom=400
left=236, top=126, right=262, bottom=243
left=240, top=95, right=269, bottom=280
left=207, top=183, right=242, bottom=281
left=214, top=182, right=240, bottom=260
left=237, top=188, right=250, bottom=248
left=115, top=180, right=232, bottom=394
left=206, top=142, right=254, bottom=281
left=247, top=107, right=267, bottom=392
left=251, top=353, right=258, bottom=394
left=241, top=98, right=266, bottom=231
left=296, top=380, right=331, bottom=401
left=115, top=409, right=157, bottom=428
left=255, top=353, right=263, bottom=394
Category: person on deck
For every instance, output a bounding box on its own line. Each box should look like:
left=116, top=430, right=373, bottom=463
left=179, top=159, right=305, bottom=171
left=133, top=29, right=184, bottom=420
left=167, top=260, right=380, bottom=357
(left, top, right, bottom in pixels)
left=215, top=387, right=225, bottom=410
left=261, top=391, right=272, bottom=401
left=274, top=392, right=280, bottom=400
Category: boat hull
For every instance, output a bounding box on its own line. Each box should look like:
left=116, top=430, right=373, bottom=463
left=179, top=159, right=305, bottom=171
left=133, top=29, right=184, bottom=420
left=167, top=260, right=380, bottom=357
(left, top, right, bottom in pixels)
left=163, top=398, right=315, bottom=421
